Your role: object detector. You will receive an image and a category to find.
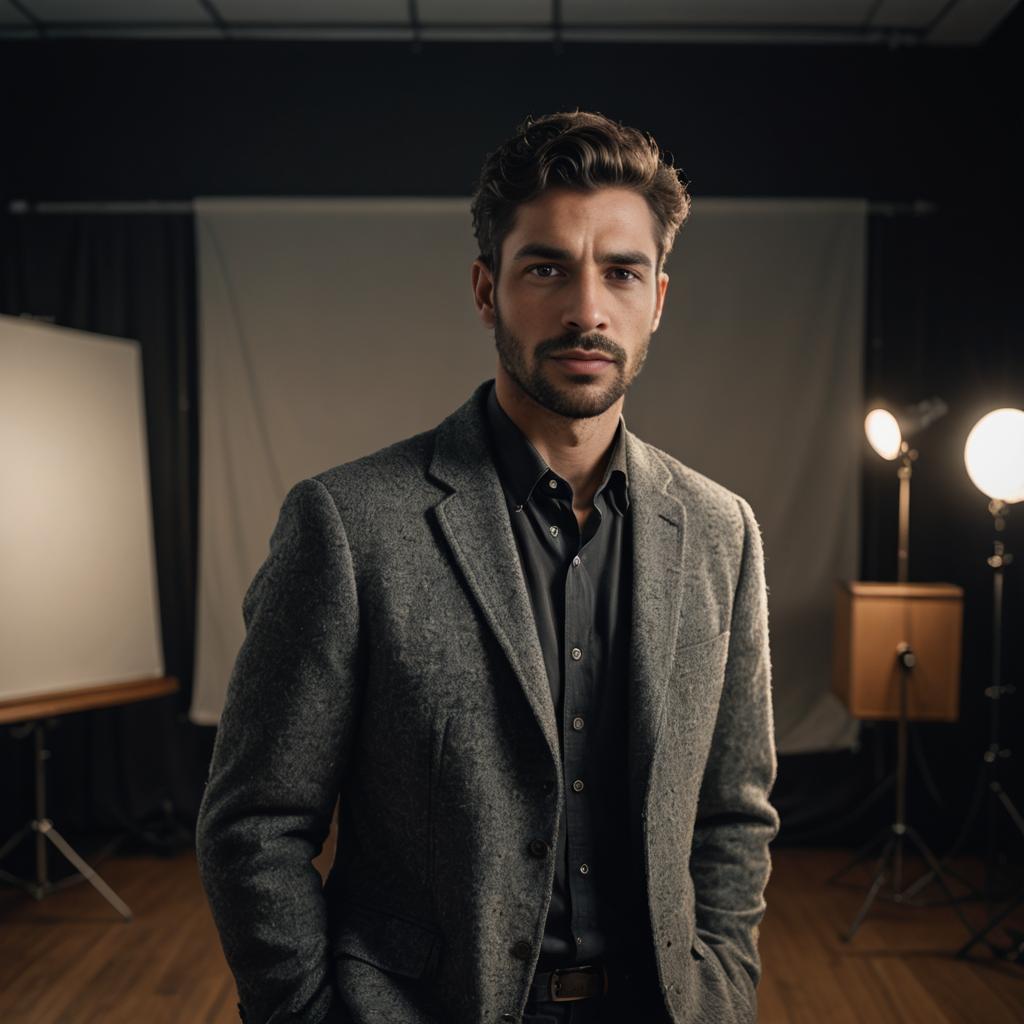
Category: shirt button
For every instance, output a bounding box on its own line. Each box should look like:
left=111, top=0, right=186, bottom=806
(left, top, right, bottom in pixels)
left=548, top=478, right=558, bottom=490
left=572, top=555, right=581, bottom=567
left=511, top=940, right=533, bottom=961
left=527, top=838, right=549, bottom=858
left=572, top=778, right=584, bottom=792
left=570, top=647, right=582, bottom=661
left=572, top=716, right=584, bottom=731
left=579, top=863, right=590, bottom=875
left=549, top=525, right=559, bottom=537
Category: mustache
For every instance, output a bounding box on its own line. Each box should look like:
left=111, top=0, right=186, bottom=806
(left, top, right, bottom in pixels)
left=536, top=333, right=625, bottom=362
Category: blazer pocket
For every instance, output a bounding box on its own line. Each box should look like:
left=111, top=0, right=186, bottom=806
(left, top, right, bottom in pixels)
left=675, top=630, right=731, bottom=689
left=675, top=626, right=733, bottom=716
left=332, top=901, right=440, bottom=980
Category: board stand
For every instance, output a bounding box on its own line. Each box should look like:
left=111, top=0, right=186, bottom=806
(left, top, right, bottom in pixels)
left=0, top=718, right=132, bottom=920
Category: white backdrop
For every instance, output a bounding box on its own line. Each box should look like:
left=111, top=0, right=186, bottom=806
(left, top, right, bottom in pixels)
left=191, top=197, right=865, bottom=754
left=0, top=316, right=164, bottom=703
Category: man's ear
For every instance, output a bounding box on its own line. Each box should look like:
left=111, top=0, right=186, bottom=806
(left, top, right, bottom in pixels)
left=471, top=259, right=497, bottom=329
left=651, top=271, right=670, bottom=333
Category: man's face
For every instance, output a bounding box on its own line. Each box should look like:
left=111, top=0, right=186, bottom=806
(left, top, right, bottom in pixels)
left=473, top=185, right=670, bottom=420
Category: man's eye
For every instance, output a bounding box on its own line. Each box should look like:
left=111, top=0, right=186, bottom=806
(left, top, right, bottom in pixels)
left=528, top=264, right=561, bottom=278
left=610, top=268, right=639, bottom=281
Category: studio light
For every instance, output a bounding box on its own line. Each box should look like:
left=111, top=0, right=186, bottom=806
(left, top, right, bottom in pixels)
left=864, top=397, right=949, bottom=461
left=964, top=407, right=1024, bottom=504
left=864, top=408, right=902, bottom=460
left=864, top=396, right=948, bottom=582
left=953, top=406, right=1024, bottom=959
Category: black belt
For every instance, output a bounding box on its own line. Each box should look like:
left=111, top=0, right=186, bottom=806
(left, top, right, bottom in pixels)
left=529, top=962, right=613, bottom=1003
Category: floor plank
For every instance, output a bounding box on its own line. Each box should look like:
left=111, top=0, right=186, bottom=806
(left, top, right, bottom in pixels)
left=0, top=844, right=1021, bottom=1022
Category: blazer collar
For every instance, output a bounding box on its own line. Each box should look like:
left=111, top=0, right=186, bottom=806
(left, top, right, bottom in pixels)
left=428, top=381, right=560, bottom=762
left=621, top=428, right=688, bottom=818
left=428, top=379, right=687, bottom=811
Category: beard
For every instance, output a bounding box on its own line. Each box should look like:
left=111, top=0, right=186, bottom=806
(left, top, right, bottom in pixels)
left=493, top=307, right=650, bottom=420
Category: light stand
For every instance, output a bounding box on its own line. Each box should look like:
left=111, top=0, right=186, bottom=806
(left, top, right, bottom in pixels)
left=836, top=398, right=975, bottom=913
left=0, top=718, right=133, bottom=920
left=902, top=407, right=1024, bottom=957
left=953, top=500, right=1024, bottom=960
left=829, top=583, right=977, bottom=944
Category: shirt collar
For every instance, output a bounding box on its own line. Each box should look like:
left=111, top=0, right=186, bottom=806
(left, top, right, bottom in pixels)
left=484, top=379, right=630, bottom=515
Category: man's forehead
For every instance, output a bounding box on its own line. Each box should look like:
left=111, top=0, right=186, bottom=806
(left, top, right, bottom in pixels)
left=502, top=187, right=659, bottom=259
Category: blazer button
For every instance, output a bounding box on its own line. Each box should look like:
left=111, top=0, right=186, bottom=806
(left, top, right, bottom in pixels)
left=511, top=939, right=533, bottom=961
left=528, top=838, right=549, bottom=858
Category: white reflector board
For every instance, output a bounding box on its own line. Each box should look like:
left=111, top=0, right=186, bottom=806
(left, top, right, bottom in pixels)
left=0, top=315, right=164, bottom=702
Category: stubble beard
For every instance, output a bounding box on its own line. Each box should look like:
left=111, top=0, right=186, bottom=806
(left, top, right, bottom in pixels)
left=493, top=306, right=650, bottom=420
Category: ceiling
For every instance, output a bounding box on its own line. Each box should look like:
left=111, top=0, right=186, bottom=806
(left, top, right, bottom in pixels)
left=0, top=0, right=1019, bottom=45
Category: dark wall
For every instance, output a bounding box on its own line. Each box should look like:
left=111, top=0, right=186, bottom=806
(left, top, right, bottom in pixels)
left=0, top=24, right=1020, bottom=203
left=1, top=14, right=1021, bottom=853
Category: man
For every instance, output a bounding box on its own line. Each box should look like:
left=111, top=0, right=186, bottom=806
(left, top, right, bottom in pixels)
left=197, top=110, right=780, bottom=1024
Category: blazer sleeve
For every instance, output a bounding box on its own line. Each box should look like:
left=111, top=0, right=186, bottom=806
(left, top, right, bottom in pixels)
left=195, top=477, right=362, bottom=1024
left=689, top=495, right=781, bottom=1021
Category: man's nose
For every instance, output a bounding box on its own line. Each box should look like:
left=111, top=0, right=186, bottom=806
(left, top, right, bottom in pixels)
left=561, top=269, right=609, bottom=334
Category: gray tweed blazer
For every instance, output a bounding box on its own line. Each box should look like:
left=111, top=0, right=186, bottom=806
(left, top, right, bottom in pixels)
left=196, top=378, right=780, bottom=1024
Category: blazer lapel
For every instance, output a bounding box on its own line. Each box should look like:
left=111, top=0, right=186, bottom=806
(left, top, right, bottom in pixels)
left=427, top=382, right=560, bottom=766
left=624, top=430, right=688, bottom=820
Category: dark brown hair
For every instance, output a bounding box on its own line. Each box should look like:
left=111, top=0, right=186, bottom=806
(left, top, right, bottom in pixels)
left=470, top=110, right=691, bottom=279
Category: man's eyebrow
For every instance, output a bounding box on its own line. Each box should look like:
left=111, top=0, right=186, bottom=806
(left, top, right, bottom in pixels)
left=511, top=243, right=574, bottom=263
left=511, top=243, right=653, bottom=269
left=602, top=250, right=653, bottom=269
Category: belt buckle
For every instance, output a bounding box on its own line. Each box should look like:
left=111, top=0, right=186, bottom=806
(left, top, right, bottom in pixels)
left=548, top=963, right=608, bottom=1002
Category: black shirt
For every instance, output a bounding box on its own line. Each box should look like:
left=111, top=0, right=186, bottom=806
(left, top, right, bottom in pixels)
left=484, top=380, right=636, bottom=970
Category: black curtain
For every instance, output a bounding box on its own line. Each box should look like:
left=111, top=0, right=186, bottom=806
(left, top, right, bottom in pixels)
left=0, top=213, right=206, bottom=868
left=773, top=200, right=1024, bottom=857
left=1, top=202, right=1019, bottom=866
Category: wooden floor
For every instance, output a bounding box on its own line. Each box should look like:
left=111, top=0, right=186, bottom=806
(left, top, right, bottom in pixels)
left=0, top=842, right=1022, bottom=1023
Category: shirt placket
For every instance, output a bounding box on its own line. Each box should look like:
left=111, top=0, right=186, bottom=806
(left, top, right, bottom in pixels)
left=544, top=482, right=605, bottom=960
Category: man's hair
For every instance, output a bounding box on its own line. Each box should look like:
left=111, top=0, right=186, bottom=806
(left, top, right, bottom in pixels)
left=470, top=109, right=691, bottom=279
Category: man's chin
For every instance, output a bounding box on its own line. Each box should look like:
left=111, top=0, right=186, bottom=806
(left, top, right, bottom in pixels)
left=530, top=374, right=623, bottom=420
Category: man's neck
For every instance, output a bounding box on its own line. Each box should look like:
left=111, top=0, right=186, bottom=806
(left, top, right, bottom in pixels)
left=494, top=370, right=622, bottom=514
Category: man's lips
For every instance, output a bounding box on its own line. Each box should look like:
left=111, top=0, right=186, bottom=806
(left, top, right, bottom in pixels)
left=551, top=350, right=617, bottom=374
left=552, top=349, right=615, bottom=362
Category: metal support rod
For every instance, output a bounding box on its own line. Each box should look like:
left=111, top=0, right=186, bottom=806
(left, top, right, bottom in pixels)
left=897, top=447, right=914, bottom=584
left=895, top=644, right=909, bottom=892
left=34, top=723, right=47, bottom=888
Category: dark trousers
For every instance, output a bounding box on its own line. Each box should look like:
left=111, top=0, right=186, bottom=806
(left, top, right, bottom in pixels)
left=523, top=971, right=672, bottom=1023
left=524, top=938, right=672, bottom=1024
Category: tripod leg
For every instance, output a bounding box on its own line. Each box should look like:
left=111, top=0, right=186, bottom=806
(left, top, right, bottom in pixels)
left=993, top=785, right=1024, bottom=840
left=38, top=821, right=132, bottom=921
left=0, top=822, right=34, bottom=863
left=956, top=878, right=1024, bottom=959
left=903, top=825, right=978, bottom=940
left=0, top=823, right=37, bottom=893
left=899, top=765, right=989, bottom=903
left=899, top=856, right=975, bottom=904
left=909, top=720, right=945, bottom=811
left=843, top=833, right=897, bottom=942
left=828, top=825, right=891, bottom=885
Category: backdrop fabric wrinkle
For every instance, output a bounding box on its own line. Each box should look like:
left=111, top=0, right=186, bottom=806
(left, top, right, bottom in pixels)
left=192, top=197, right=866, bottom=755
